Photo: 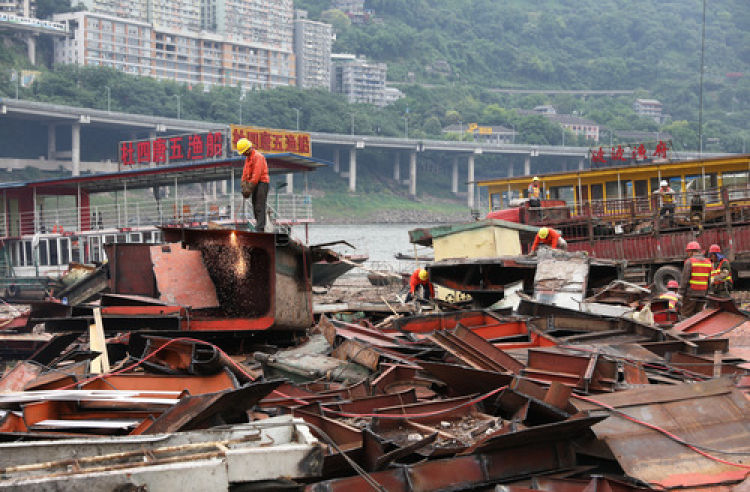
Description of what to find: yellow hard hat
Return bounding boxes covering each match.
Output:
[236,138,252,155]
[538,227,549,239]
[418,269,429,281]
[533,176,540,181]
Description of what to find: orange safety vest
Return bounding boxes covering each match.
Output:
[688,257,712,291]
[711,258,733,285]
[659,291,679,310]
[528,184,541,199]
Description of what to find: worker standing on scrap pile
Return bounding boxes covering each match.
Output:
[530,227,567,253]
[653,180,676,224]
[659,280,681,311]
[237,138,270,232]
[406,268,434,302]
[528,176,542,220]
[678,241,712,317]
[708,244,733,297]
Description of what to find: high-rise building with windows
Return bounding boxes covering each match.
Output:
[293,10,332,89]
[0,0,34,16]
[53,9,295,88]
[331,54,387,106]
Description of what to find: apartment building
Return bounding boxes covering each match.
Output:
[0,0,34,17]
[331,54,387,106]
[53,10,294,88]
[293,10,333,89]
[633,98,664,124]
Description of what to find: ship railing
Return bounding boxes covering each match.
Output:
[2,193,313,237]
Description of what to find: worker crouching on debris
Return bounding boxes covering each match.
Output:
[678,241,711,318]
[659,280,681,311]
[406,268,434,302]
[708,243,733,296]
[237,138,270,231]
[531,227,567,253]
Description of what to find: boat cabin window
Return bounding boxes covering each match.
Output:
[117,233,127,243]
[24,241,32,266]
[39,240,49,266]
[490,193,503,210]
[89,236,102,262]
[549,186,575,206]
[71,237,82,263]
[722,171,748,187]
[49,238,59,266]
[128,232,142,242]
[590,184,604,201]
[60,237,70,264]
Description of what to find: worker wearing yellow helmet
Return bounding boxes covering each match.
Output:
[527,176,542,208]
[530,226,567,253]
[406,268,434,302]
[236,137,270,231]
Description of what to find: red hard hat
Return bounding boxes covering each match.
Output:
[667,280,679,289]
[708,244,721,253]
[686,241,701,252]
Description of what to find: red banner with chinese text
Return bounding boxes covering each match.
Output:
[119,131,225,166]
[230,125,312,157]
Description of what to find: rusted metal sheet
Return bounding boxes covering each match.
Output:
[306,439,577,492]
[418,361,514,397]
[672,298,750,337]
[668,352,744,378]
[150,243,220,309]
[523,349,618,392]
[0,361,45,392]
[104,243,157,297]
[141,379,282,434]
[429,324,524,374]
[532,475,652,492]
[78,371,239,395]
[573,379,750,488]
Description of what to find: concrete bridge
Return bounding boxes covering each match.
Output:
[0,98,726,208]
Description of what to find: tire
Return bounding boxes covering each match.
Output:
[653,265,682,293]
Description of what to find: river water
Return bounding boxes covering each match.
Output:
[291,223,435,275]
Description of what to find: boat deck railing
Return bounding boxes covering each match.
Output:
[2,193,313,237]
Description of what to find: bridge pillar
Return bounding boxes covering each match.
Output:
[451,157,458,194]
[393,153,400,181]
[524,155,531,175]
[333,149,340,173]
[148,131,156,166]
[71,123,81,176]
[467,155,475,208]
[348,147,357,192]
[507,160,514,177]
[286,173,293,193]
[578,158,585,170]
[26,35,36,65]
[47,124,56,160]
[409,150,417,196]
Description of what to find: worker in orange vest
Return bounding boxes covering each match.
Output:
[658,280,681,311]
[678,241,711,318]
[406,268,434,302]
[527,177,542,208]
[237,137,270,231]
[530,227,568,253]
[708,244,733,296]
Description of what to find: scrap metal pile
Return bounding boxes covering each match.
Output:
[0,230,748,491]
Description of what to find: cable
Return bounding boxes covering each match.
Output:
[573,393,750,468]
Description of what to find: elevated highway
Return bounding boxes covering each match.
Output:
[0,98,729,208]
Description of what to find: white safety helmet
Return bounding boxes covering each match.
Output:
[660,180,668,187]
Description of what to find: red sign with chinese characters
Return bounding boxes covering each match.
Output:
[589,141,672,167]
[119,131,225,166]
[230,125,312,157]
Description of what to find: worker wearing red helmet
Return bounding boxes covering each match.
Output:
[708,244,733,296]
[406,268,434,302]
[678,241,711,318]
[658,280,681,311]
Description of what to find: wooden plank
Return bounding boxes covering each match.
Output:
[89,308,109,374]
